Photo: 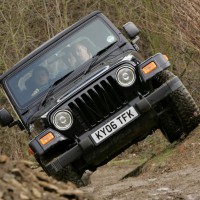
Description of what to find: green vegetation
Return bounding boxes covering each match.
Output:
[0,0,199,159]
[152,143,175,165]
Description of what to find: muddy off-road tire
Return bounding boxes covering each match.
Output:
[52,164,85,187]
[39,158,84,187]
[153,70,200,143]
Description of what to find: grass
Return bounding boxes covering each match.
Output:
[109,154,151,166]
[152,146,174,166]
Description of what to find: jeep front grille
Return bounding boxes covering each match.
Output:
[69,76,127,130]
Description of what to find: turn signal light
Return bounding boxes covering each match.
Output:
[142,62,157,74]
[39,132,55,145]
[28,147,34,155]
[163,54,169,61]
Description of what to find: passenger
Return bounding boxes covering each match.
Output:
[62,47,77,69]
[72,42,92,64]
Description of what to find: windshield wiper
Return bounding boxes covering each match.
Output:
[39,70,74,108]
[84,41,117,74]
[26,70,74,124]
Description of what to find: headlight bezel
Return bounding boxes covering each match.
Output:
[116,66,136,87]
[51,109,73,131]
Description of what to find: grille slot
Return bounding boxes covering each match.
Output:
[69,76,126,130]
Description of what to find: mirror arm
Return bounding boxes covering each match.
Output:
[131,36,140,51]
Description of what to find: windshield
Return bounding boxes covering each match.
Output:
[5,18,118,108]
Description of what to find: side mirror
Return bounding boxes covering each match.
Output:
[0,108,14,127]
[123,22,139,40]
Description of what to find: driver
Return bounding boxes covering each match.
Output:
[62,47,77,69]
[30,66,50,96]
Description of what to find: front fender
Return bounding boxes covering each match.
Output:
[138,53,170,82]
[29,128,68,156]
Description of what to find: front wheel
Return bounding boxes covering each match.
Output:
[154,70,200,143]
[38,157,85,187]
[52,164,85,187]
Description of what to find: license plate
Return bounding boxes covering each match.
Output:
[91,107,138,144]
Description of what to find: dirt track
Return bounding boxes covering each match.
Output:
[82,126,200,200]
[0,126,199,200]
[83,161,200,199]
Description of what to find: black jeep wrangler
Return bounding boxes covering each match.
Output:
[0,11,199,186]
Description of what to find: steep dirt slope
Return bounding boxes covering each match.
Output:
[0,126,199,200]
[82,126,200,200]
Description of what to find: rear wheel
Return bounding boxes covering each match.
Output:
[153,70,200,143]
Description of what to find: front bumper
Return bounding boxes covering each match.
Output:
[45,76,183,175]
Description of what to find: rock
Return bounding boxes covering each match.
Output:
[20,193,30,200]
[81,170,93,185]
[0,155,9,163]
[31,188,42,198]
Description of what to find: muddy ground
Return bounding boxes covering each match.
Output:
[82,126,200,200]
[0,156,93,200]
[0,126,199,200]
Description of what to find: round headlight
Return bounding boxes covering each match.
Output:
[116,66,136,87]
[52,110,73,130]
